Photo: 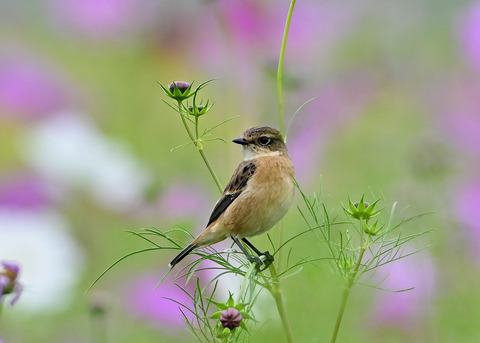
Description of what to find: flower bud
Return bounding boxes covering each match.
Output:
[354,202,369,209]
[160,81,194,101]
[344,197,381,221]
[188,104,204,112]
[363,221,383,236]
[220,307,243,330]
[169,81,190,94]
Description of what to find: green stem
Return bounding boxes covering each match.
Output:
[177,101,223,193]
[277,0,296,136]
[237,263,257,304]
[268,264,294,343]
[330,228,367,343]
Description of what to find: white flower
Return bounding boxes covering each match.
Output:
[0,208,84,313]
[20,111,152,212]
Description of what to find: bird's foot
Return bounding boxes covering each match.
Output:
[252,251,274,272]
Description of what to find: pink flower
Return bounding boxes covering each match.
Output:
[458,1,480,71]
[0,172,51,210]
[156,183,209,223]
[440,79,480,157]
[49,0,158,41]
[455,179,480,260]
[0,261,23,306]
[123,263,219,329]
[370,253,436,330]
[0,57,66,119]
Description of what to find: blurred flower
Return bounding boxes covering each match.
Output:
[455,179,480,261]
[0,172,52,210]
[440,79,480,157]
[0,209,84,313]
[458,1,480,72]
[124,273,192,328]
[0,261,23,306]
[220,307,243,330]
[370,252,436,330]
[49,0,158,41]
[123,258,241,330]
[288,77,375,183]
[0,57,66,119]
[156,183,209,223]
[21,112,152,212]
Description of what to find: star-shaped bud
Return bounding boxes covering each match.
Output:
[344,196,381,221]
[159,81,194,101]
[186,100,213,117]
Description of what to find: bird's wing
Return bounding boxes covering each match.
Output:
[206,160,257,227]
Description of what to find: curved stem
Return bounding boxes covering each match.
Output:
[177,100,196,143]
[268,264,295,343]
[277,0,296,137]
[177,101,223,193]
[330,221,367,343]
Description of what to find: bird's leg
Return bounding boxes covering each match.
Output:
[242,238,274,268]
[231,236,264,266]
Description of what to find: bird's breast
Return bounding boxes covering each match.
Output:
[224,156,295,237]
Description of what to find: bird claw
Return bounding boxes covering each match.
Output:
[252,251,274,272]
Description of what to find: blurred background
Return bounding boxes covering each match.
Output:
[0,0,479,342]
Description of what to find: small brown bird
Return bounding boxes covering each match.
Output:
[169,126,295,268]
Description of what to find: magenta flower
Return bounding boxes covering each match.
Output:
[123,260,224,329]
[49,0,158,41]
[124,273,192,328]
[0,173,51,210]
[458,1,480,72]
[455,179,480,261]
[0,261,23,306]
[440,79,480,157]
[156,183,209,223]
[288,77,374,183]
[0,57,66,119]
[370,253,436,330]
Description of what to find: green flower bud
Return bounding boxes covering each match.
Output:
[363,221,383,236]
[186,100,213,117]
[159,81,194,101]
[344,196,381,221]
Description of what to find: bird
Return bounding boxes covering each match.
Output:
[168,126,295,269]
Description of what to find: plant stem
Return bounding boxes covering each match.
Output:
[177,100,223,193]
[268,264,294,343]
[277,0,296,137]
[330,228,367,343]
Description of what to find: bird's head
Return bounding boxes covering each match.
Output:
[233,126,288,161]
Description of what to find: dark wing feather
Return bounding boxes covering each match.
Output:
[206,161,257,227]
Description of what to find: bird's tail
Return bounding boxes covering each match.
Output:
[169,244,196,268]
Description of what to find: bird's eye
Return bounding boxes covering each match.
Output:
[258,136,271,145]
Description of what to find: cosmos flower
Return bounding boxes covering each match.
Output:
[440,79,480,157]
[0,261,23,306]
[0,172,52,210]
[48,0,158,42]
[124,273,193,328]
[156,183,209,223]
[0,57,66,119]
[21,112,152,213]
[458,1,480,72]
[370,252,436,330]
[0,209,84,313]
[455,179,480,262]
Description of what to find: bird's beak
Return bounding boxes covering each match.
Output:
[232,137,249,145]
